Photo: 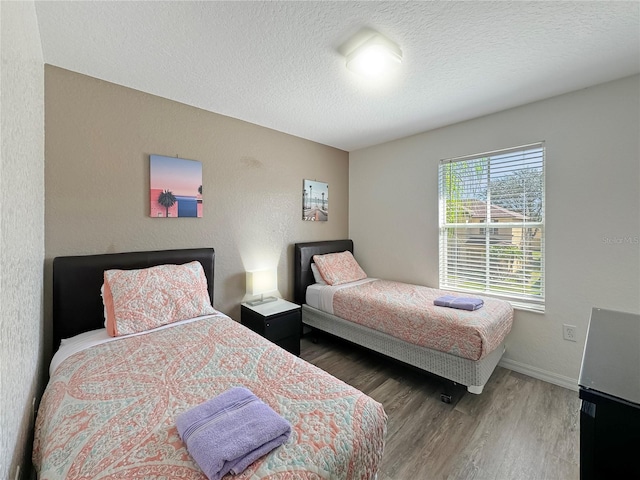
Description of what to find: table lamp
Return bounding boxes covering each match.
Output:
[246,268,278,306]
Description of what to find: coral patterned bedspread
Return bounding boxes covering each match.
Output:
[331,280,513,361]
[33,314,387,479]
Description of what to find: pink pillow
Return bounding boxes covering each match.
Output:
[312,251,367,286]
[103,261,215,337]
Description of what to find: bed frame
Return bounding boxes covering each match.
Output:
[294,239,505,396]
[52,248,215,350]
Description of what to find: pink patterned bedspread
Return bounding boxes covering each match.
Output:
[332,280,513,361]
[33,314,387,479]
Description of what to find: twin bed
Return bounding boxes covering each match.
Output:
[34,248,386,479]
[294,240,513,396]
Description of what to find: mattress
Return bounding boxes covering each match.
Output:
[34,313,387,479]
[307,279,513,361]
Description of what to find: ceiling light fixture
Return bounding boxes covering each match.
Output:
[345,32,402,78]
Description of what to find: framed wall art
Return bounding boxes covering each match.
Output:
[150,155,203,218]
[302,179,328,222]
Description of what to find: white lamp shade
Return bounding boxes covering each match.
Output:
[346,34,402,78]
[246,268,277,296]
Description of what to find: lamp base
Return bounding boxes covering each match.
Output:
[246,296,278,307]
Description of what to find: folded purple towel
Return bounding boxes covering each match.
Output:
[176,387,291,480]
[434,295,484,311]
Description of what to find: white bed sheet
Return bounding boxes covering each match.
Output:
[50,314,220,376]
[305,278,377,314]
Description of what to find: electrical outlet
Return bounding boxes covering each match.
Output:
[563,324,577,342]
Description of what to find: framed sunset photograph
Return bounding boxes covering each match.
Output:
[150,155,203,218]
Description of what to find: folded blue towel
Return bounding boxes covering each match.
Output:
[176,387,291,480]
[434,295,484,311]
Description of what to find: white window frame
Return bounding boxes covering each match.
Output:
[438,142,545,312]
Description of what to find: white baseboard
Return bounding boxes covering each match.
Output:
[499,357,579,392]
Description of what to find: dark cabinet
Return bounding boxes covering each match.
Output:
[241,299,301,355]
[578,307,640,479]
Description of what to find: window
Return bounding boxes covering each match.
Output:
[438,142,545,312]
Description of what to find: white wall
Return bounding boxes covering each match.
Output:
[349,75,640,387]
[0,1,45,478]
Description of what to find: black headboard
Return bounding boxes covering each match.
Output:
[52,248,215,350]
[293,239,354,304]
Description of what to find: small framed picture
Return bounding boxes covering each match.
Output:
[302,179,328,221]
[150,155,203,218]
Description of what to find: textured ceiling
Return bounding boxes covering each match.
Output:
[35,1,640,151]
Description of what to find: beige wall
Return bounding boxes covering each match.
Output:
[350,75,640,388]
[45,66,348,328]
[0,2,45,479]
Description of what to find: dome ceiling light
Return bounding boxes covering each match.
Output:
[345,31,402,79]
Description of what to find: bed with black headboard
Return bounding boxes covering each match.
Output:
[294,239,513,396]
[34,248,386,480]
[52,248,216,349]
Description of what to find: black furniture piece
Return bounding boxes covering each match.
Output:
[241,299,301,355]
[578,307,640,479]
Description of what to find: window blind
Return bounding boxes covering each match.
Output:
[438,142,545,312]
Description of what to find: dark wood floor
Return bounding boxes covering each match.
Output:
[300,333,580,480]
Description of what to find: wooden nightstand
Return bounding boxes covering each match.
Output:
[241,299,301,355]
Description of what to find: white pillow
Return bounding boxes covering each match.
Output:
[311,263,327,285]
[101,284,107,326]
